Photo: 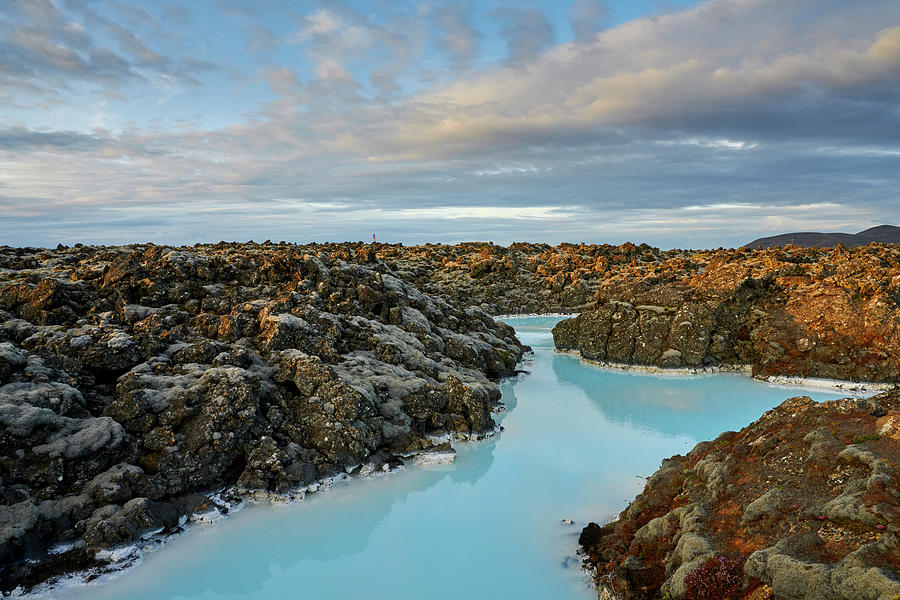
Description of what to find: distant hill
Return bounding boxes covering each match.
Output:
[743,225,900,249]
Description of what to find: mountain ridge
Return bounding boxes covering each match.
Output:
[743,224,900,249]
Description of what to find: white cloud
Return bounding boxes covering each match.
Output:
[656,138,759,150]
[385,205,574,220]
[297,9,342,39]
[394,13,900,155]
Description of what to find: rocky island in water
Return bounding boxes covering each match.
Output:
[1,240,899,600]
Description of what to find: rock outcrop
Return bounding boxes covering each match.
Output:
[376,241,680,314]
[553,244,900,383]
[579,390,900,600]
[0,242,526,592]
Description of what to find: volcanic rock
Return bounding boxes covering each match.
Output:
[553,244,900,383]
[0,241,527,592]
[579,391,900,600]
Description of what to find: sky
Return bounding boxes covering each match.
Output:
[1,0,899,249]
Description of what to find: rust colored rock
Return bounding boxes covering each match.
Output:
[579,390,900,599]
[554,244,900,384]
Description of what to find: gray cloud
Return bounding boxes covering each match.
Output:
[262,67,300,95]
[0,25,133,83]
[111,2,163,33]
[570,0,609,42]
[64,1,213,82]
[0,127,103,151]
[246,25,277,52]
[105,19,164,65]
[432,3,481,66]
[2,117,894,249]
[0,0,59,23]
[161,5,192,26]
[0,0,217,109]
[493,8,555,67]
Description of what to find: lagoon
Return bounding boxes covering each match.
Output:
[55,316,846,600]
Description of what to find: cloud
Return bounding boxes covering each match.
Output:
[105,19,163,65]
[0,25,133,83]
[570,0,609,42]
[0,0,59,23]
[112,2,163,33]
[393,2,900,157]
[161,5,192,26]
[0,126,104,150]
[285,6,422,90]
[432,3,481,66]
[493,8,555,67]
[1,0,899,249]
[294,9,344,41]
[263,67,300,95]
[0,0,216,109]
[246,25,277,52]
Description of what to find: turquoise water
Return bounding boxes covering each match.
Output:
[57,316,846,600]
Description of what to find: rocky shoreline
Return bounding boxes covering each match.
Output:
[552,243,900,600]
[2,240,900,598]
[0,242,527,594]
[557,350,897,396]
[552,243,900,382]
[578,391,900,600]
[10,453,448,599]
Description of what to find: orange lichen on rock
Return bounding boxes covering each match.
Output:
[554,243,900,383]
[579,391,900,600]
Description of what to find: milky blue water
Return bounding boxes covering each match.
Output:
[57,316,846,600]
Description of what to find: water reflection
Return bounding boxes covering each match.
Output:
[499,380,519,410]
[450,434,497,485]
[90,469,457,599]
[64,429,500,600]
[550,345,843,440]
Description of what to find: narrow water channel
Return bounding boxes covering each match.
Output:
[55,316,846,600]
